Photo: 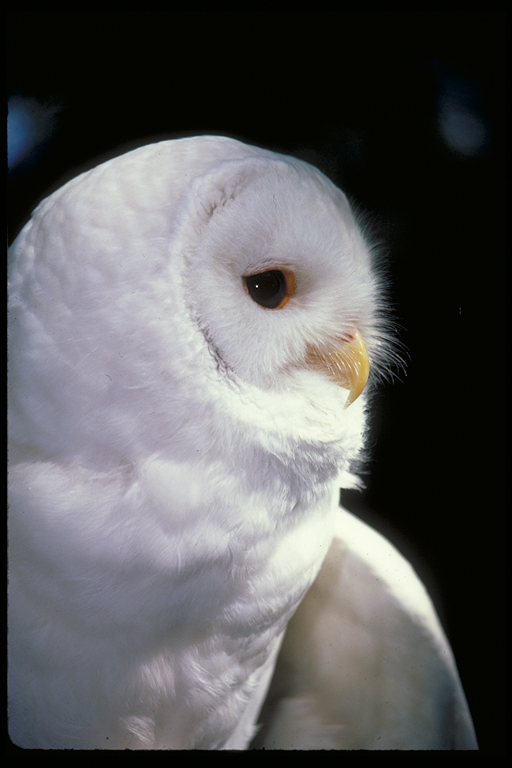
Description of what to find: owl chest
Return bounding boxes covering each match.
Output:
[160,470,337,628]
[137,450,337,623]
[18,459,338,748]
[137,489,336,748]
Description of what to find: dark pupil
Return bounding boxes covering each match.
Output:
[245,270,286,309]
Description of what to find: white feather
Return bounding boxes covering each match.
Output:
[254,508,477,749]
[8,136,476,749]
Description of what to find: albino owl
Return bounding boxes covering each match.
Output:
[8,136,477,750]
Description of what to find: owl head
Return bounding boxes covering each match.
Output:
[8,137,397,479]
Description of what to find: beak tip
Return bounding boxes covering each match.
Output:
[305,328,370,406]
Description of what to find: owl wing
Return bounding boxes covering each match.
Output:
[252,507,478,750]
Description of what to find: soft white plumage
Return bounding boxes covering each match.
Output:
[8,136,477,749]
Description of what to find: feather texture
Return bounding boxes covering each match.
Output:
[8,136,476,749]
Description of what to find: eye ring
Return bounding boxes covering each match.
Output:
[243,268,296,310]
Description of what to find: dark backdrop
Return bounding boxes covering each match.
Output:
[8,11,506,755]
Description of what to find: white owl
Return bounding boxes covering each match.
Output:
[8,136,477,750]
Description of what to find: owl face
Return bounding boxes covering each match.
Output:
[180,154,379,399]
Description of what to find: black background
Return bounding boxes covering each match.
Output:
[8,11,506,754]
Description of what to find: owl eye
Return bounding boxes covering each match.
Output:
[243,269,296,309]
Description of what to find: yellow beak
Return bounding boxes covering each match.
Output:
[305,329,370,407]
